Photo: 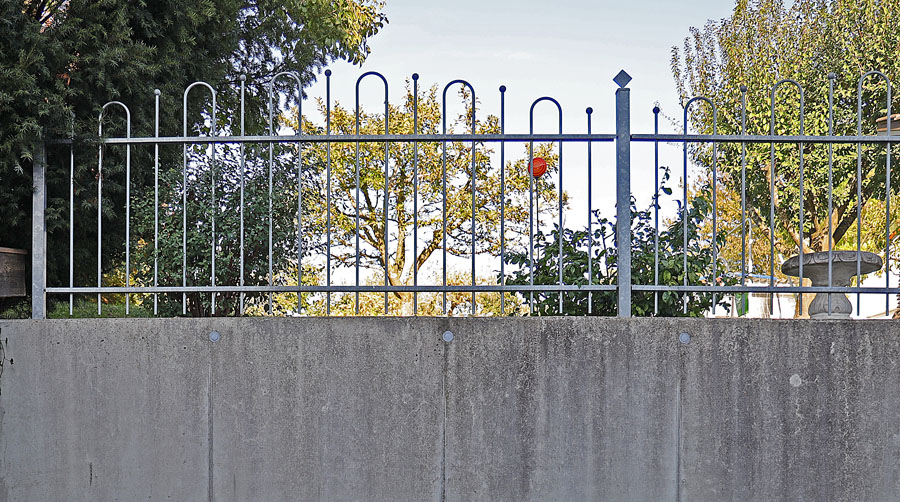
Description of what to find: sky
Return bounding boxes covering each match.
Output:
[314,0,734,134]
[302,0,736,229]
[298,0,895,317]
[303,0,738,226]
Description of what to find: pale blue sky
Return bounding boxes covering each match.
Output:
[303,0,736,242]
[304,0,734,300]
[309,0,737,218]
[317,0,735,133]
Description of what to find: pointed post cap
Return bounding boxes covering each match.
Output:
[613,70,632,88]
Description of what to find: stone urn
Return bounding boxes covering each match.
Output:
[781,251,883,319]
[0,247,28,298]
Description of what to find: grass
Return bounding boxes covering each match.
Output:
[0,298,29,319]
[1,297,153,319]
[48,299,152,318]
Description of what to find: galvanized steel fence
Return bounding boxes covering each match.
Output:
[29,69,899,318]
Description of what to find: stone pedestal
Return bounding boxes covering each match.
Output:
[781,251,882,319]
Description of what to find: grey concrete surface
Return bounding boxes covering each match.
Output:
[678,319,900,502]
[443,317,679,501]
[208,318,443,501]
[0,319,209,502]
[0,317,898,502]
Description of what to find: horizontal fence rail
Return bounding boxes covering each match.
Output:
[29,69,899,318]
[50,134,619,144]
[48,133,898,145]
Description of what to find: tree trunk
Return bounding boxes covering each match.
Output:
[798,291,814,319]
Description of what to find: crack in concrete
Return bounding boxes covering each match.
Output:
[675,357,683,502]
[440,336,448,502]
[208,349,214,502]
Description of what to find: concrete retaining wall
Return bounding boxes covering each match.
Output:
[0,318,898,501]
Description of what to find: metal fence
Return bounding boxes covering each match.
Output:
[29,69,899,318]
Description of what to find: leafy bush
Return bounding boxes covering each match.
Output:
[503,169,733,316]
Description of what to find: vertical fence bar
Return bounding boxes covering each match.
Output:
[31,141,47,320]
[528,135,534,315]
[884,81,892,316]
[268,86,275,314]
[857,121,862,313]
[325,70,332,315]
[652,106,659,315]
[557,114,563,314]
[182,109,187,315]
[69,114,74,316]
[827,74,835,314]
[383,88,390,315]
[711,118,718,313]
[153,90,160,315]
[125,115,132,316]
[771,80,807,312]
[210,102,217,315]
[856,71,892,315]
[440,80,475,315]
[853,72,894,315]
[682,111,689,315]
[529,98,563,314]
[353,72,389,314]
[740,86,748,289]
[183,83,215,316]
[798,97,805,307]
[614,71,632,318]
[856,78,864,313]
[239,75,246,315]
[470,98,477,316]
[769,92,777,316]
[97,102,130,315]
[413,74,420,315]
[355,89,361,315]
[98,119,104,315]
[587,106,594,314]
[298,92,304,316]
[499,85,506,315]
[682,98,716,315]
[266,72,303,315]
[443,119,448,315]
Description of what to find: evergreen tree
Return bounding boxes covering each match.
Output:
[0,0,386,312]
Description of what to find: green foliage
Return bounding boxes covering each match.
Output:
[123,80,558,317]
[284,83,561,315]
[1,0,387,309]
[128,141,315,316]
[671,0,900,270]
[504,169,733,316]
[0,298,30,320]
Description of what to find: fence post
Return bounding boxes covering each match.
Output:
[32,141,47,319]
[614,70,632,318]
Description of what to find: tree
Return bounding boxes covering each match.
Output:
[279,82,563,315]
[671,0,900,302]
[275,271,524,317]
[1,0,386,314]
[503,169,733,316]
[128,140,320,317]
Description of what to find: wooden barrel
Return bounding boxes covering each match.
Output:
[0,247,28,297]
